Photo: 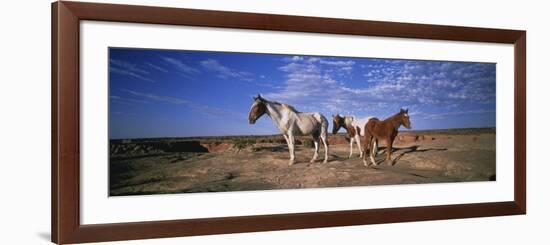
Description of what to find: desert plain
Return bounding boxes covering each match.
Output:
[109,128,496,196]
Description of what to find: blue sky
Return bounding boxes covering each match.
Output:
[109,48,496,139]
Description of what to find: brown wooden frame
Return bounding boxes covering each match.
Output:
[52,1,526,244]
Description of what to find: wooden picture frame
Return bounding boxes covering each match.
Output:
[51,1,526,244]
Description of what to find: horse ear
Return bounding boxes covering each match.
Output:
[256,94,265,102]
[405,108,409,113]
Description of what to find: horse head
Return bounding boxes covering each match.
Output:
[249,94,267,124]
[332,114,345,134]
[400,108,412,129]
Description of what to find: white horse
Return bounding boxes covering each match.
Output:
[248,95,329,165]
[331,114,364,158]
[332,114,379,161]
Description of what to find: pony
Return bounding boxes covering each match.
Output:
[362,108,411,166]
[248,94,329,165]
[332,114,365,158]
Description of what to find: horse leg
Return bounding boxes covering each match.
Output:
[355,135,363,158]
[348,137,354,159]
[288,133,295,165]
[310,135,320,163]
[283,134,290,154]
[320,131,329,164]
[371,138,379,161]
[362,135,370,166]
[389,136,397,165]
[372,138,378,157]
[370,138,378,166]
[386,136,393,164]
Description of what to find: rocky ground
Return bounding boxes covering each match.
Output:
[109,128,496,196]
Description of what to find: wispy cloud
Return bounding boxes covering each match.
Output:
[282,56,304,62]
[110,59,150,75]
[319,59,355,66]
[121,89,239,118]
[146,62,169,73]
[264,56,495,120]
[122,89,187,104]
[162,57,200,75]
[418,109,496,120]
[358,60,495,105]
[110,95,149,104]
[109,59,155,83]
[110,67,155,83]
[200,59,254,81]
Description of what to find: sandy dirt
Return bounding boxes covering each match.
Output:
[109,128,496,196]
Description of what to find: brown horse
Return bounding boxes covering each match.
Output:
[362,108,411,166]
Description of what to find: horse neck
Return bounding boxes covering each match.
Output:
[386,113,403,130]
[343,118,356,134]
[264,101,291,127]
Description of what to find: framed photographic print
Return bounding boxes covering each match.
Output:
[52,1,526,244]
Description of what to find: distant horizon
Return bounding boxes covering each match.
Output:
[109,126,496,140]
[109,48,496,139]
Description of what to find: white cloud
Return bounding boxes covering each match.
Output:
[122,89,187,104]
[419,109,495,120]
[342,66,353,71]
[110,66,155,83]
[109,59,156,83]
[360,60,495,105]
[162,57,200,75]
[110,59,149,75]
[307,57,320,63]
[146,62,168,73]
[263,57,495,122]
[121,89,239,118]
[200,59,253,81]
[266,59,360,114]
[110,95,149,104]
[319,60,355,66]
[282,56,304,62]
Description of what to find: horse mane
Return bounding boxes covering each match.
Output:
[277,103,299,113]
[376,111,404,129]
[386,111,403,121]
[261,97,300,113]
[343,116,355,126]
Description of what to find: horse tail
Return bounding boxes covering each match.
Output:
[314,114,328,145]
[320,115,329,138]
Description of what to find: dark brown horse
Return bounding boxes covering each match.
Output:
[362,108,411,166]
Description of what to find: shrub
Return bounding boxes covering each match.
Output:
[233,138,255,152]
[302,139,314,148]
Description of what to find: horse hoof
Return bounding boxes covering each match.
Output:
[288,161,295,166]
[323,160,328,164]
[309,159,316,163]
